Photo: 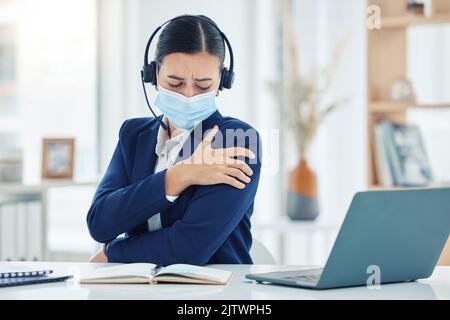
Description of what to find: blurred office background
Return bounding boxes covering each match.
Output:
[0,0,449,265]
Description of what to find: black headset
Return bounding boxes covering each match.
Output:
[141,15,235,130]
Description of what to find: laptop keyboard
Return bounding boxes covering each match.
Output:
[283,274,321,282]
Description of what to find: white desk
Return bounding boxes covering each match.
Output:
[1,262,450,300]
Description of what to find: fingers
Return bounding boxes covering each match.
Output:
[224,147,255,159]
[226,159,253,177]
[223,167,251,184]
[222,174,246,189]
[218,164,252,190]
[203,125,219,144]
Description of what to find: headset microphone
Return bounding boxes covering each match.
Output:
[140,70,168,131]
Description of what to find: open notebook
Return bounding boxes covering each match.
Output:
[79,263,232,285]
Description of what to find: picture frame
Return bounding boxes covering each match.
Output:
[41,138,75,179]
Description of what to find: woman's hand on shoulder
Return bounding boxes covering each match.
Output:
[165,125,255,196]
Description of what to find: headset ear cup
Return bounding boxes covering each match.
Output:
[142,64,151,83]
[219,69,225,91]
[219,68,234,91]
[226,70,235,89]
[149,61,158,86]
[142,62,156,85]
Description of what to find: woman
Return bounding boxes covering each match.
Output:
[87,15,261,265]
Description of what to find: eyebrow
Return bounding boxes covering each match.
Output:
[167,75,213,82]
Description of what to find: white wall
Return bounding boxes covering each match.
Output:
[16,0,97,183]
[291,0,367,223]
[14,0,98,257]
[273,0,368,265]
[407,24,450,184]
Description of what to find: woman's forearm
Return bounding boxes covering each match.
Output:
[87,170,175,243]
[106,159,261,265]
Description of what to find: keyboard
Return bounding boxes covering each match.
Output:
[0,275,72,288]
[283,274,321,282]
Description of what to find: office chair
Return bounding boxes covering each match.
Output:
[250,239,277,265]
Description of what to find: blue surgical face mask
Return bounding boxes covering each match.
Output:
[154,86,217,131]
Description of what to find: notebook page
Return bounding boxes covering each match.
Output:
[157,264,232,282]
[81,263,156,281]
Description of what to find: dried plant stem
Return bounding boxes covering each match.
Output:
[272,0,346,160]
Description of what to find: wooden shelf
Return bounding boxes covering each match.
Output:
[368,185,409,190]
[369,101,409,113]
[380,13,450,29]
[368,184,450,191]
[369,101,450,114]
[410,103,450,109]
[367,0,450,266]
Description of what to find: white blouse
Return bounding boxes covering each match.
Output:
[147,118,192,232]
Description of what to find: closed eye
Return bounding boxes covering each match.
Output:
[168,82,183,88]
[196,85,212,91]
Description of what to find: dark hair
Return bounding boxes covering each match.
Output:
[155,15,225,69]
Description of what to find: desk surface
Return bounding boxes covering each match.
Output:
[0,180,98,193]
[1,262,450,300]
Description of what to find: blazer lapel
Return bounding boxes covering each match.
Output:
[131,111,224,180]
[130,118,160,181]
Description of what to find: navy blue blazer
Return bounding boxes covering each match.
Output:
[86,110,262,265]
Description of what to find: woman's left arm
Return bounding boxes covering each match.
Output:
[87,120,177,243]
[105,133,262,265]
